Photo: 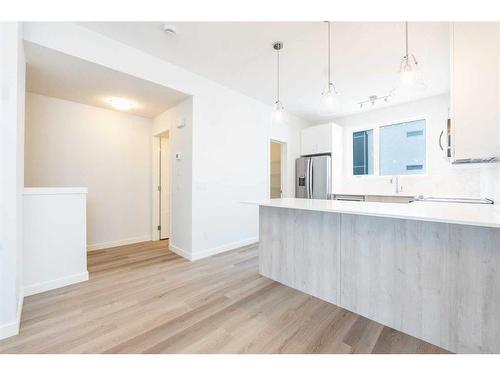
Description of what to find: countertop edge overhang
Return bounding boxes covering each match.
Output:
[24,187,88,195]
[243,198,500,229]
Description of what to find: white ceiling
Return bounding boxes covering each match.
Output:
[25,42,189,118]
[79,22,450,123]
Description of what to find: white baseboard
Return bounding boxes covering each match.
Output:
[87,235,152,252]
[24,272,89,297]
[169,237,258,262]
[168,243,192,260]
[0,290,24,340]
[192,237,258,260]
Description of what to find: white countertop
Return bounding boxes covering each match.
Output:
[24,187,88,195]
[246,198,500,229]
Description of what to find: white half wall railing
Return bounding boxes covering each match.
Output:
[23,187,89,297]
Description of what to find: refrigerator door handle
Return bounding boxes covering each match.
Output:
[309,158,314,198]
[305,158,311,198]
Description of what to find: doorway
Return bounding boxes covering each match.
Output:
[270,140,285,199]
[158,131,170,240]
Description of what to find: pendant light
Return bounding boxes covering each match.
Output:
[272,41,284,122]
[399,21,421,85]
[319,21,340,116]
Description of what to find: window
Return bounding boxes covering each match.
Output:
[379,119,426,176]
[353,129,373,175]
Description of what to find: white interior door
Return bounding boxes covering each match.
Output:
[160,134,170,239]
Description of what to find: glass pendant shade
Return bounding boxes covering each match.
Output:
[273,100,284,122]
[399,55,418,85]
[394,55,426,95]
[319,83,340,116]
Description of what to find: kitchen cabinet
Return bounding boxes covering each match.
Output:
[259,206,340,305]
[451,22,500,161]
[300,123,343,187]
[300,123,334,155]
[257,199,500,353]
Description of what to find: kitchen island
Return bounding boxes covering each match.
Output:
[249,198,500,353]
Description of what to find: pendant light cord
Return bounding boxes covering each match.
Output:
[327,21,331,87]
[277,48,280,102]
[405,21,409,59]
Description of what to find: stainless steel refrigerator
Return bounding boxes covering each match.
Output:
[295,155,332,199]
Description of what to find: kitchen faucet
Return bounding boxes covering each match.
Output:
[390,176,403,194]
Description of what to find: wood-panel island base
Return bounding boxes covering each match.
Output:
[258,205,500,353]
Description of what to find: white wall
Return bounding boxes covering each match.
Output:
[152,98,193,254]
[23,188,88,296]
[334,94,488,198]
[152,96,309,260]
[269,115,308,199]
[22,22,310,260]
[25,93,153,250]
[0,22,25,339]
[191,96,308,259]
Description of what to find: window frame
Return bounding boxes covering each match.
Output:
[350,116,429,178]
[352,129,373,176]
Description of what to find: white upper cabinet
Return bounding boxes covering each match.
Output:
[301,123,343,183]
[301,123,343,157]
[451,22,500,161]
[301,123,335,155]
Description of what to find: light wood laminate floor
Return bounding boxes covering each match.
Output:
[0,241,450,354]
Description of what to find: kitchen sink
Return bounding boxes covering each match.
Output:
[364,195,415,204]
[332,194,414,203]
[332,195,494,204]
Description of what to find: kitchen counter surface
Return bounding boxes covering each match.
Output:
[24,187,88,195]
[246,197,500,228]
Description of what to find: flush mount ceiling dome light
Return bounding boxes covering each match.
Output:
[163,24,177,36]
[319,21,340,116]
[107,97,134,111]
[272,41,284,123]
